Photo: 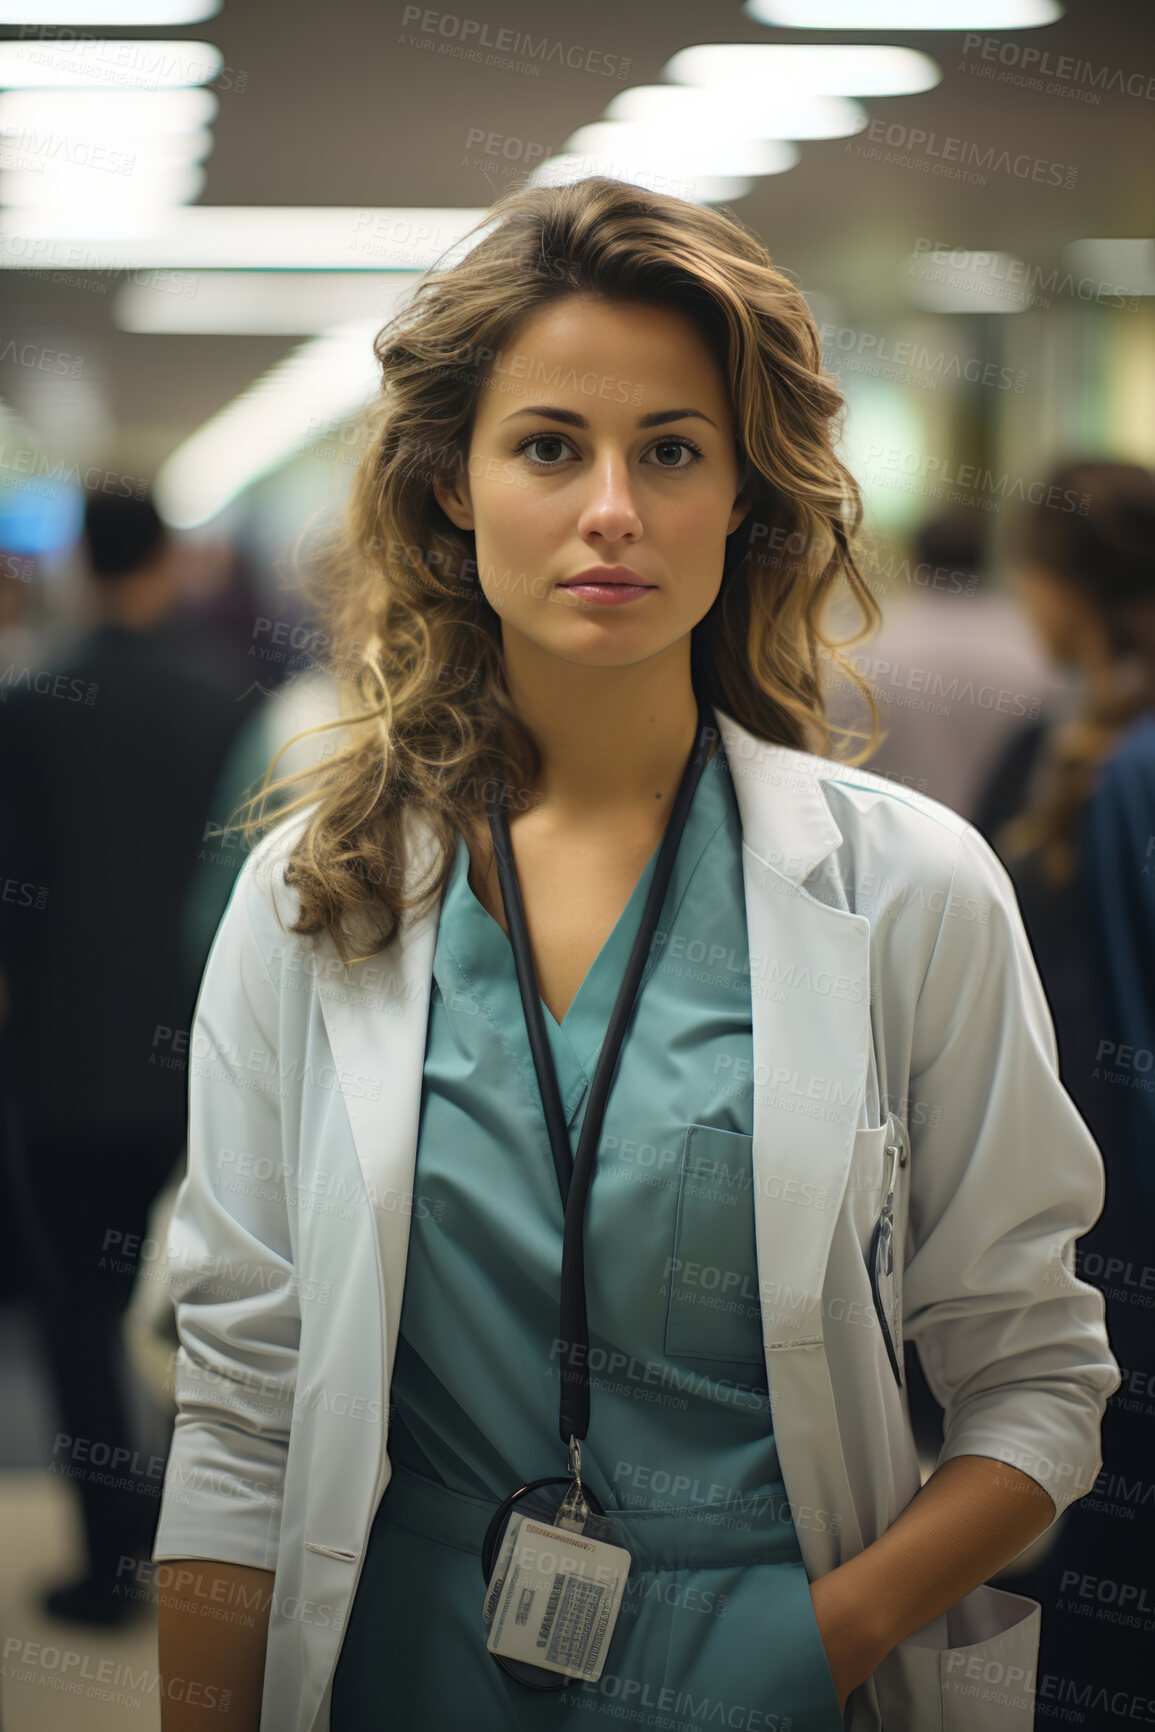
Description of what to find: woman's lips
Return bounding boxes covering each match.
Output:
[559,581,655,605]
[558,570,656,606]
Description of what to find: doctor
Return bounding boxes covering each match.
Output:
[154,175,1119,1730]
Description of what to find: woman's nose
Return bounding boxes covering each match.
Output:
[576,454,643,540]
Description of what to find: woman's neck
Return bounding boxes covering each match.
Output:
[502,636,709,821]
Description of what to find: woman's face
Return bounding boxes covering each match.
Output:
[434,294,751,678]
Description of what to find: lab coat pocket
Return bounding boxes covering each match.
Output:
[663,1124,764,1366]
[876,1582,1040,1731]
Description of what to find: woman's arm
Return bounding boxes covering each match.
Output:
[814,818,1122,1708]
[153,818,310,1720]
[896,821,1119,1511]
[810,1455,1055,1707]
[158,1561,274,1730]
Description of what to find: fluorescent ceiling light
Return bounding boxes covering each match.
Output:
[565,120,793,179]
[1061,238,1155,295]
[0,0,220,18]
[528,154,755,206]
[0,88,218,130]
[664,43,941,97]
[0,206,492,267]
[746,0,1061,24]
[901,248,1034,312]
[0,38,221,88]
[605,84,867,141]
[0,124,214,164]
[0,160,205,206]
[114,270,425,333]
[155,320,383,530]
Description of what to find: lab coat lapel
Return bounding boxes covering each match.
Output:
[313,811,442,1440]
[716,710,872,1565]
[715,707,874,1344]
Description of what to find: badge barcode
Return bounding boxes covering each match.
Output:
[541,1574,608,1673]
[535,1572,566,1648]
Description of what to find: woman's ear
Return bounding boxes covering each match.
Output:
[727,493,753,536]
[433,472,475,533]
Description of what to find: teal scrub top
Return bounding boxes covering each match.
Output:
[332,748,847,1732]
[386,744,785,1516]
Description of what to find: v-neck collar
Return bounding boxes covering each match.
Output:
[435,748,730,1120]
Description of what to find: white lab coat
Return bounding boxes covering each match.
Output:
[153,705,1120,1731]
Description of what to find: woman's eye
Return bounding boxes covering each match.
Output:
[519,434,570,467]
[515,434,703,471]
[650,438,700,469]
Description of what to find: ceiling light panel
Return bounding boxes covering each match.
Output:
[1061,239,1155,295]
[746,0,1062,25]
[0,206,492,266]
[901,248,1035,311]
[0,88,218,130]
[0,38,222,88]
[605,84,867,141]
[0,161,206,206]
[664,43,941,97]
[0,0,220,18]
[114,270,424,333]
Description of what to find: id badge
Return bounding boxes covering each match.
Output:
[481,1509,528,1628]
[485,1517,631,1681]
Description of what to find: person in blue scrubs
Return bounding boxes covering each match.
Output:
[332,734,845,1729]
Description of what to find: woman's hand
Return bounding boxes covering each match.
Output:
[808,1571,892,1712]
[804,1456,1059,1713]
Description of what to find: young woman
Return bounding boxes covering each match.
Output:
[153,176,1119,1732]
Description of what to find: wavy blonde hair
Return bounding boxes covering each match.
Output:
[233,175,882,963]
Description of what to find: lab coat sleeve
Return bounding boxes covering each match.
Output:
[152,834,298,1572]
[901,820,1122,1524]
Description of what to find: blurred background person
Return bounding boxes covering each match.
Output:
[0,491,252,1625]
[973,459,1155,1184]
[847,510,1068,819]
[0,548,42,1314]
[971,457,1155,1729]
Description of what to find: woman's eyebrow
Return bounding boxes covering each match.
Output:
[498,404,717,430]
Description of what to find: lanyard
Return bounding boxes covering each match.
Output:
[484,694,718,1471]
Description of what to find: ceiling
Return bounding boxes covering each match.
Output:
[0,0,1150,480]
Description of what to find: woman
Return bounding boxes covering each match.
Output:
[972,461,1155,1729]
[153,177,1119,1732]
